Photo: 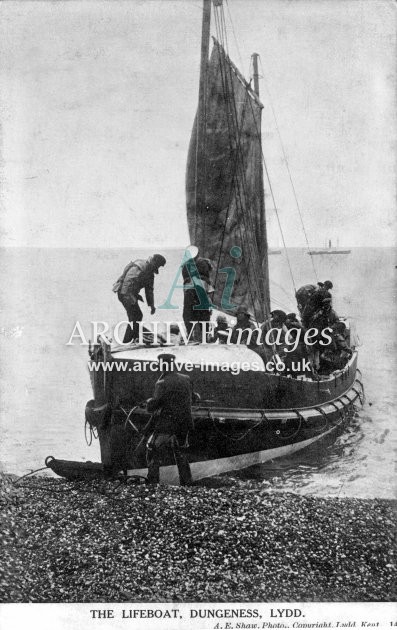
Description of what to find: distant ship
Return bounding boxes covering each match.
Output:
[269,249,281,255]
[308,239,351,256]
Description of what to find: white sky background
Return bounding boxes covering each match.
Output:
[0,0,395,248]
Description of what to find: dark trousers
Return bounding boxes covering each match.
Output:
[118,295,143,343]
[146,434,192,486]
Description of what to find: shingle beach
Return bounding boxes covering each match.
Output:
[1,474,395,602]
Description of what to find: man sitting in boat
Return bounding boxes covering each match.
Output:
[229,305,258,345]
[182,248,214,341]
[115,254,166,344]
[145,353,196,486]
[320,322,352,373]
[285,312,303,330]
[282,328,311,377]
[210,313,230,343]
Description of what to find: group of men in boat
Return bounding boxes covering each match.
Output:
[114,251,352,377]
[113,251,353,486]
[294,281,352,373]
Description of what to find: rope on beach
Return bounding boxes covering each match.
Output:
[13,467,49,485]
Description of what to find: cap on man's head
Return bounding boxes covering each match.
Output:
[149,254,166,273]
[157,353,176,366]
[200,257,213,270]
[323,280,333,289]
[286,312,297,319]
[271,309,287,322]
[152,254,166,267]
[236,305,253,318]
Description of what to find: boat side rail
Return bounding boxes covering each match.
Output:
[115,378,363,423]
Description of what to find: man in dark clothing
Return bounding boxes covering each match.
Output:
[302,280,333,327]
[182,250,214,338]
[210,313,230,343]
[315,280,333,307]
[282,328,310,377]
[320,322,352,372]
[116,254,166,343]
[230,305,257,345]
[145,354,195,485]
[295,284,316,316]
[285,312,303,330]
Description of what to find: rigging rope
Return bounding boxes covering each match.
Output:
[217,8,273,323]
[213,7,268,323]
[252,111,297,294]
[258,56,318,281]
[225,0,247,76]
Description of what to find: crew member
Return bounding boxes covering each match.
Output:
[285,312,303,330]
[145,354,196,486]
[320,321,352,372]
[115,254,166,343]
[230,305,257,345]
[182,248,214,339]
[295,284,316,316]
[282,328,310,377]
[210,314,230,343]
[302,280,333,327]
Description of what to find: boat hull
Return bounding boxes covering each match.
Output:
[46,369,363,484]
[100,344,359,410]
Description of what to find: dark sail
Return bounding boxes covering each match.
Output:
[186,39,270,321]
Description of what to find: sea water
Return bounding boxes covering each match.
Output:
[0,246,395,498]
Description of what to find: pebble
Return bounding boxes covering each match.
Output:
[0,472,395,602]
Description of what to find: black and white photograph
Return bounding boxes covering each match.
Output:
[0,0,395,623]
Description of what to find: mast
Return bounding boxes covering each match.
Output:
[194,0,212,239]
[252,52,271,317]
[252,52,260,97]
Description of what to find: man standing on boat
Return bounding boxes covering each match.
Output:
[114,254,166,343]
[300,280,333,327]
[145,353,195,486]
[182,246,214,340]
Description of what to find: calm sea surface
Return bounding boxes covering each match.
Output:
[0,246,396,498]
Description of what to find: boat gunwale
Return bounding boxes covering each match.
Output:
[120,372,362,421]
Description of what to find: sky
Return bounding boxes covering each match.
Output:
[0,0,395,248]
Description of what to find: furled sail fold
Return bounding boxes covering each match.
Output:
[186,38,270,322]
